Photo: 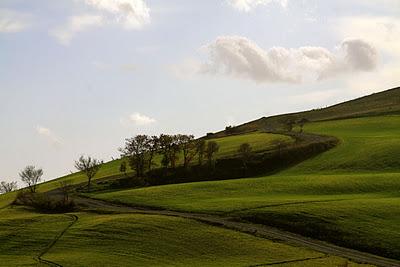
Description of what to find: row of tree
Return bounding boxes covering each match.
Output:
[119,134,220,178]
[1,134,255,194]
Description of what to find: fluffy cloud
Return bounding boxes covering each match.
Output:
[0,9,29,33]
[335,16,400,57]
[120,112,156,126]
[51,0,150,44]
[199,36,378,84]
[334,16,400,94]
[83,0,150,29]
[51,15,103,45]
[227,0,288,12]
[36,126,62,147]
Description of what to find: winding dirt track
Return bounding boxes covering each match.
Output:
[71,195,400,267]
[36,214,78,267]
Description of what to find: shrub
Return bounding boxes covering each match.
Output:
[14,191,75,213]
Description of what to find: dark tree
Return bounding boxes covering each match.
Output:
[158,134,181,169]
[196,139,206,166]
[59,180,72,204]
[205,141,219,167]
[238,143,253,171]
[120,135,151,177]
[159,134,174,169]
[0,181,18,194]
[119,161,127,177]
[74,156,102,191]
[178,134,198,169]
[19,166,43,193]
[147,135,159,171]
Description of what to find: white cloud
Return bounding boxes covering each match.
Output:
[51,0,150,44]
[227,0,288,12]
[120,112,156,126]
[51,14,103,45]
[198,36,378,84]
[36,126,62,147]
[334,16,400,95]
[0,9,29,33]
[335,16,400,58]
[83,0,150,29]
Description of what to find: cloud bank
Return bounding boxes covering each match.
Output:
[227,0,288,12]
[199,36,378,84]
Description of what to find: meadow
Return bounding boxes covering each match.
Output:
[0,207,372,267]
[90,116,400,259]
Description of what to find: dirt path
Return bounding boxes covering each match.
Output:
[35,214,78,267]
[74,195,400,267]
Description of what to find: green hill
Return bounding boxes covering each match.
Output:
[1,86,399,265]
[91,114,400,259]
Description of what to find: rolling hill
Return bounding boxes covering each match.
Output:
[0,86,399,266]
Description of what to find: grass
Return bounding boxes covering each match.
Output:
[42,212,369,267]
[90,115,400,259]
[0,207,72,266]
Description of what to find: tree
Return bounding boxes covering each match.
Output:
[119,135,151,177]
[196,139,206,166]
[158,134,181,169]
[0,181,18,194]
[205,141,219,167]
[74,156,102,191]
[238,143,253,171]
[147,135,159,171]
[178,134,198,169]
[19,166,43,193]
[119,161,127,177]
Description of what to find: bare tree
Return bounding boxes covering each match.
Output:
[205,141,219,167]
[74,156,102,191]
[196,139,206,166]
[119,135,150,177]
[59,180,72,204]
[19,166,43,193]
[0,181,18,194]
[238,143,253,171]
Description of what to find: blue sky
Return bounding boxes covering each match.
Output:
[1,0,399,183]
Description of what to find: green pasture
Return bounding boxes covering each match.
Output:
[90,116,400,259]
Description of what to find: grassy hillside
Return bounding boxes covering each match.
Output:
[91,115,400,259]
[214,87,400,136]
[0,207,72,266]
[0,207,370,267]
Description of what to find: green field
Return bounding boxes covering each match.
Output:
[91,116,400,259]
[0,207,72,266]
[1,91,400,265]
[0,207,371,267]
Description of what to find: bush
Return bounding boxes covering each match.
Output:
[14,191,75,213]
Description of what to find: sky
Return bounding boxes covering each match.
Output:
[1,0,399,184]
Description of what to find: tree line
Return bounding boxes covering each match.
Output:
[1,133,258,196]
